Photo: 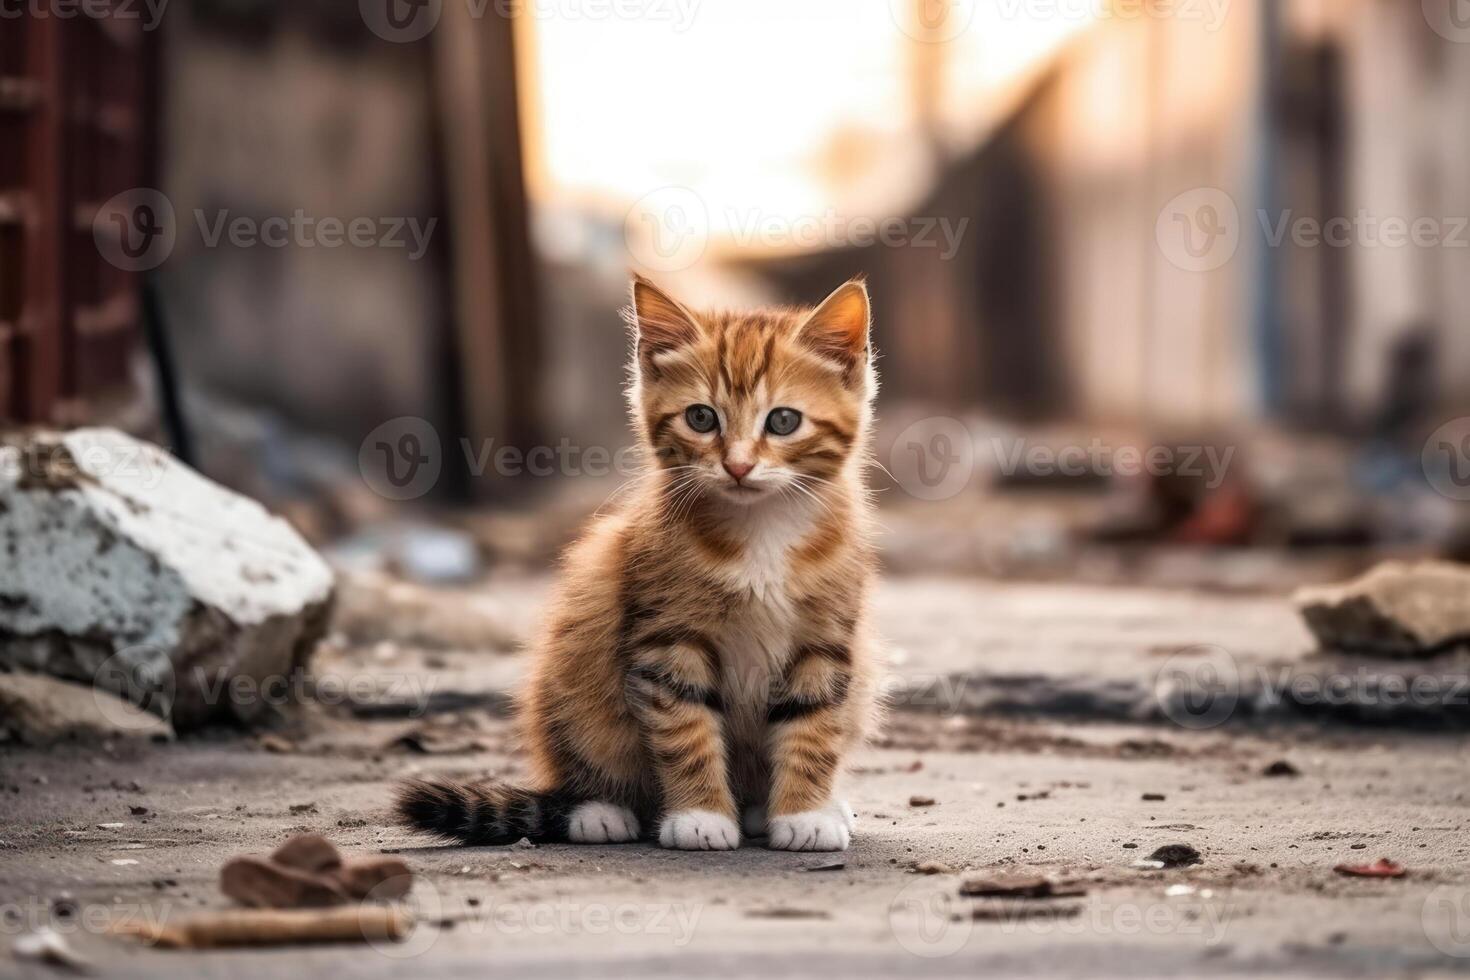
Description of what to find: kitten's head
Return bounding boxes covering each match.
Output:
[624,275,876,505]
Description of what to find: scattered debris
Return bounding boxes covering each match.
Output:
[1137,844,1202,870]
[111,906,410,949]
[908,796,936,807]
[1262,760,1301,778]
[221,833,413,909]
[389,729,487,755]
[1294,561,1470,658]
[914,861,954,875]
[1334,858,1406,879]
[257,735,296,754]
[744,908,831,920]
[969,903,1082,923]
[0,428,335,730]
[960,875,1087,899]
[13,926,92,974]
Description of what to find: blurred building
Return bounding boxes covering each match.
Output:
[758,0,1470,437]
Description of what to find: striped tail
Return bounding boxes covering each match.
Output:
[394,778,579,845]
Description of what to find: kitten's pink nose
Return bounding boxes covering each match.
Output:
[723,459,754,482]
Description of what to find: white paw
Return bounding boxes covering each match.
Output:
[741,805,768,838]
[658,810,740,851]
[567,802,641,843]
[767,801,853,852]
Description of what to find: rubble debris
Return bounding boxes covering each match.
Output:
[960,875,1086,899]
[1262,760,1301,778]
[1139,844,1202,869]
[1334,858,1406,879]
[908,796,936,807]
[1294,561,1470,658]
[111,906,410,949]
[0,671,171,746]
[13,926,92,974]
[0,429,335,730]
[351,689,513,721]
[221,833,413,909]
[969,903,1082,923]
[257,735,296,754]
[744,908,831,920]
[221,857,350,909]
[389,729,487,755]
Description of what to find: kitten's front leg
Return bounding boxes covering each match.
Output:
[625,635,739,850]
[765,642,855,852]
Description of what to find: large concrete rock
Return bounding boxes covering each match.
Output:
[0,428,334,729]
[1294,561,1470,658]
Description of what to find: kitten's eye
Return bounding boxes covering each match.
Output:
[765,408,802,436]
[685,404,719,434]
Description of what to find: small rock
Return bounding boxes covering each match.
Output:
[1294,561,1470,658]
[914,861,954,875]
[257,734,295,754]
[289,803,318,815]
[13,926,91,974]
[0,672,171,746]
[1262,760,1301,778]
[805,861,845,872]
[908,796,936,807]
[1142,793,1167,801]
[1145,843,1201,869]
[129,805,150,816]
[1334,858,1406,878]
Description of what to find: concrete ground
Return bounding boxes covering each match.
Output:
[4,573,1470,978]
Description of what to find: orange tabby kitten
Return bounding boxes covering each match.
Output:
[397,275,878,851]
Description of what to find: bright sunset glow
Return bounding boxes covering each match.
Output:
[521,0,1096,236]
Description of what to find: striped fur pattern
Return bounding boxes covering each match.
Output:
[397,276,879,851]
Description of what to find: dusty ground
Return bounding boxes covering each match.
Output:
[4,573,1470,978]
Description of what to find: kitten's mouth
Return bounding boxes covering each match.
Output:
[718,481,768,501]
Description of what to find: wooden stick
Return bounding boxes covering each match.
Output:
[111,905,411,949]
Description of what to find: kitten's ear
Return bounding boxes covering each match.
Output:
[796,278,870,371]
[627,274,701,363]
